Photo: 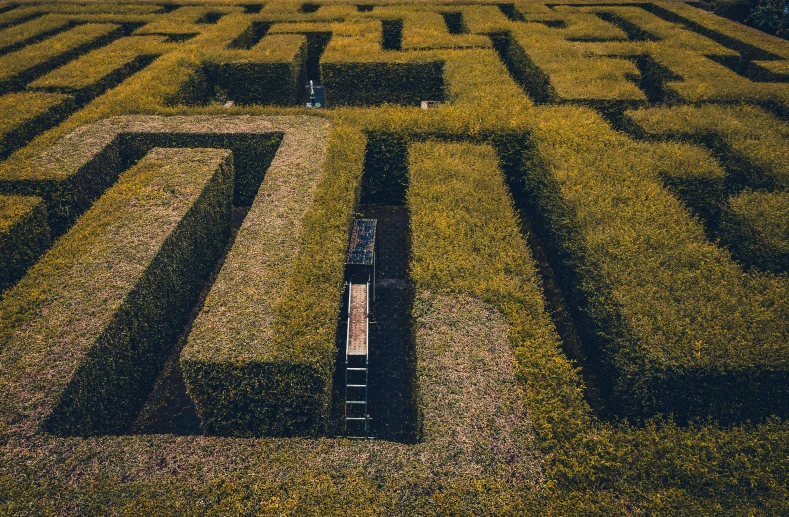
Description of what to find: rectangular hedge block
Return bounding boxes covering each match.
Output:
[322,60,444,105]
[0,195,49,294]
[204,34,308,105]
[0,147,233,436]
[181,118,333,437]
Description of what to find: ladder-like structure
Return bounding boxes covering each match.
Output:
[344,281,370,437]
[343,218,376,438]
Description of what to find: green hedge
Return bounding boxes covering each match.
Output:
[488,31,556,104]
[317,19,445,105]
[0,23,125,93]
[1,116,284,239]
[0,14,72,55]
[0,195,49,294]
[0,2,786,513]
[546,417,789,514]
[119,131,284,207]
[28,35,165,103]
[203,34,308,106]
[722,190,789,273]
[502,16,644,103]
[625,105,789,192]
[516,105,789,423]
[322,60,444,105]
[0,91,75,159]
[0,147,233,437]
[645,141,727,223]
[181,118,333,437]
[407,139,588,448]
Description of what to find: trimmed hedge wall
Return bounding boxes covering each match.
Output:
[0,23,125,93]
[502,16,645,102]
[0,91,75,159]
[371,5,493,50]
[626,105,789,192]
[322,60,444,105]
[318,19,445,105]
[28,35,165,103]
[0,14,73,56]
[646,140,727,223]
[203,34,308,106]
[0,147,233,437]
[515,105,789,423]
[0,1,787,513]
[181,117,333,437]
[722,190,789,272]
[0,195,49,294]
[0,116,285,238]
[407,139,587,448]
[489,31,556,104]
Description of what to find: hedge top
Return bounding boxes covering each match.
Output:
[0,194,43,234]
[10,114,328,183]
[182,115,331,365]
[0,146,233,436]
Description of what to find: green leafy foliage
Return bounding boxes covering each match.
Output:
[181,118,335,437]
[0,147,233,436]
[0,195,49,294]
[722,190,789,272]
[0,1,787,513]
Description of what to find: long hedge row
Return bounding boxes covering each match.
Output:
[181,117,333,437]
[406,139,588,449]
[319,19,446,105]
[626,104,789,272]
[0,146,233,437]
[28,34,166,103]
[0,195,49,295]
[0,115,285,238]
[626,104,789,191]
[0,13,73,55]
[203,33,308,105]
[0,91,74,159]
[0,22,124,93]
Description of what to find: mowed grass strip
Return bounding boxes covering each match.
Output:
[0,195,49,294]
[181,118,333,437]
[522,105,789,422]
[0,147,233,437]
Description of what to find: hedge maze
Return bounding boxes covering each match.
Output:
[1,0,789,514]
